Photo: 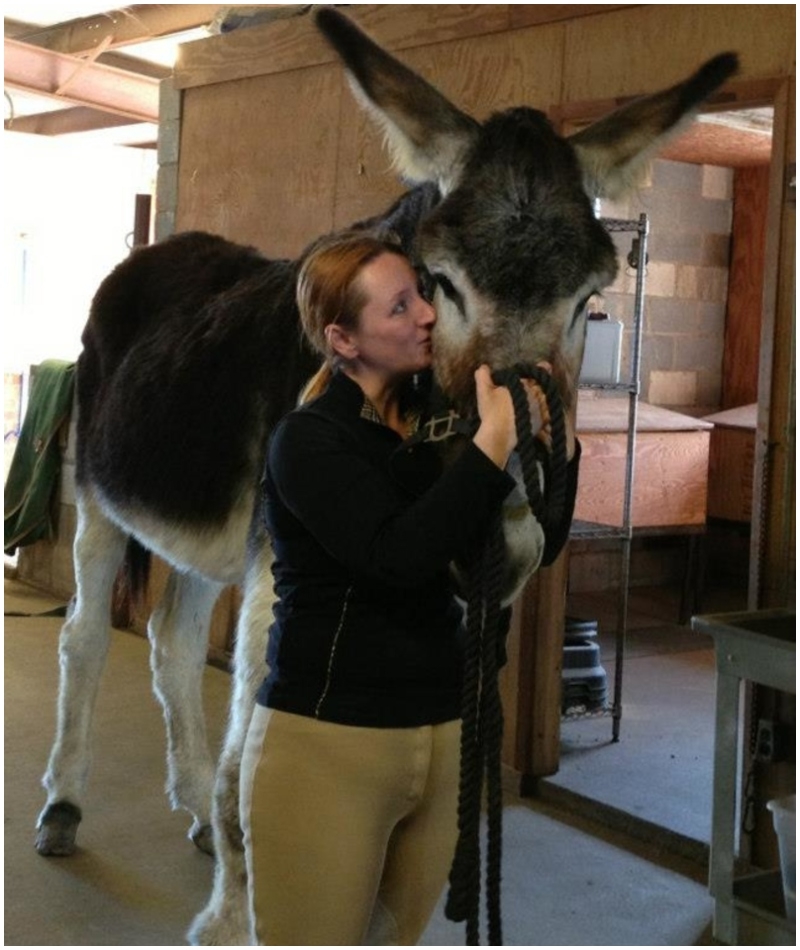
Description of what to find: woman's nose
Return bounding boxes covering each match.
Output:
[418,298,436,325]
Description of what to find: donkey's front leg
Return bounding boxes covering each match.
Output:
[148,569,224,855]
[189,542,273,946]
[36,491,128,855]
[498,455,546,605]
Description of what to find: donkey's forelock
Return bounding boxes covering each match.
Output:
[419,107,619,313]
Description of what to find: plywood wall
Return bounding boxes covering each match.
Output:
[561,4,793,103]
[177,65,343,254]
[172,3,795,256]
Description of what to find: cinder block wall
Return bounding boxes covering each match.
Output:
[598,159,734,415]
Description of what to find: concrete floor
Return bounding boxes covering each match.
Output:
[540,583,742,863]
[4,576,722,946]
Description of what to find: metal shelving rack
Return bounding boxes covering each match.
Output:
[566,212,649,741]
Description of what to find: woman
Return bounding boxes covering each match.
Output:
[240,231,575,945]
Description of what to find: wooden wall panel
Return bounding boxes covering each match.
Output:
[509,5,636,30]
[175,5,513,91]
[330,71,403,234]
[175,11,331,90]
[175,4,647,92]
[416,23,564,116]
[562,4,795,105]
[176,65,342,256]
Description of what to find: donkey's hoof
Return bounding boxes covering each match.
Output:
[189,820,215,857]
[35,801,82,856]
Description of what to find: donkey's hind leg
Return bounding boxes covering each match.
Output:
[36,490,128,856]
[189,539,274,946]
[148,569,225,855]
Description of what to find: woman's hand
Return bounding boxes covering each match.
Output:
[472,364,517,469]
[520,363,576,461]
[520,370,550,449]
[472,362,574,469]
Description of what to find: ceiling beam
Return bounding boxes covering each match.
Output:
[92,50,172,79]
[4,104,148,136]
[4,36,159,124]
[6,5,227,56]
[5,18,175,79]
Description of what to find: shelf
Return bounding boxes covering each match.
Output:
[578,380,638,394]
[570,519,631,542]
[563,213,647,743]
[562,703,613,723]
[600,217,648,235]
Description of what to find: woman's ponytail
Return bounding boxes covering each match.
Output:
[298,363,334,405]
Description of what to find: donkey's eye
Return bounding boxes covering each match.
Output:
[416,269,436,303]
[570,294,592,330]
[433,273,465,315]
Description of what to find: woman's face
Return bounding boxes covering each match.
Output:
[345,252,436,380]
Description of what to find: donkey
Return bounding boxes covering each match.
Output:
[34,6,737,945]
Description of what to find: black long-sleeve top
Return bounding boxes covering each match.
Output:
[257,370,518,727]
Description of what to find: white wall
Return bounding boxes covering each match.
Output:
[2,132,156,370]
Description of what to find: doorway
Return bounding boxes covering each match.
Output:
[543,105,777,855]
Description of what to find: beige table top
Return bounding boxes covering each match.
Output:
[577,392,714,434]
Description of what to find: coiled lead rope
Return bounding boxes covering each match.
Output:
[446,364,567,946]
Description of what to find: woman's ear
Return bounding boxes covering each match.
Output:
[325,323,359,361]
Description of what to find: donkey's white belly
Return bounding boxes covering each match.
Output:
[94,485,255,585]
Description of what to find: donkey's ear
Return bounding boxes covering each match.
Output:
[315,7,479,192]
[570,53,739,200]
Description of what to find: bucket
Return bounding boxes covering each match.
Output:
[767,793,796,920]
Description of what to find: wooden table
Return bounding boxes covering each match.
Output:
[574,392,712,529]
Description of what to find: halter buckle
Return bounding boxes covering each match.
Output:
[422,410,464,443]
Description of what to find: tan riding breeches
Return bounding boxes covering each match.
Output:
[240,706,461,946]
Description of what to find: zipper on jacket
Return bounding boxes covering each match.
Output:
[314,586,353,717]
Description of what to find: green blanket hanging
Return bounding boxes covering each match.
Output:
[4,360,76,555]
